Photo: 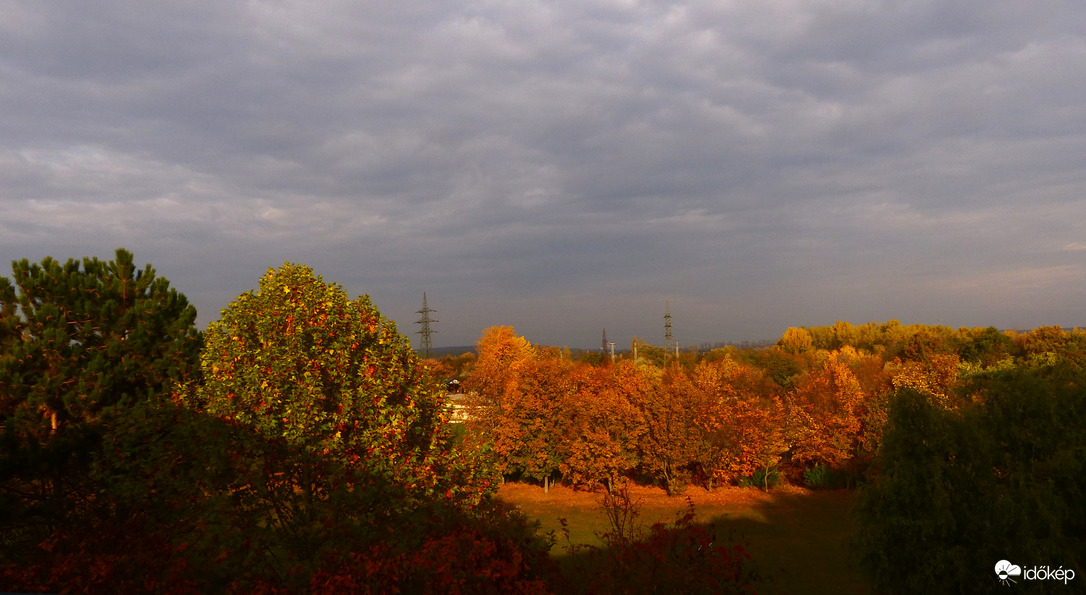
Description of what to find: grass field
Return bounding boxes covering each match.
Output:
[497,481,870,595]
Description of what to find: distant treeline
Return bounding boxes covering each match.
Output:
[431,321,1086,493]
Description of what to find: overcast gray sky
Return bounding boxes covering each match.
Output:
[2,1,1084,349]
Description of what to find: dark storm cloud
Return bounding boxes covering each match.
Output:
[1,0,1084,348]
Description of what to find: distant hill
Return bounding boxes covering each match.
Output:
[419,340,782,358]
[421,345,603,357]
[424,345,477,357]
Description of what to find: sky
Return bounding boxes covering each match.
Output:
[2,1,1085,350]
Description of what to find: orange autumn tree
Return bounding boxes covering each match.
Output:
[559,363,643,492]
[686,359,787,489]
[463,326,549,483]
[674,362,724,489]
[465,325,534,413]
[505,349,574,491]
[844,348,896,456]
[787,351,865,468]
[629,363,700,496]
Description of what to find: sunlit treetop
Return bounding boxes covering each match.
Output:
[0,248,201,437]
[194,263,444,466]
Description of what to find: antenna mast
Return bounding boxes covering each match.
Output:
[416,292,437,358]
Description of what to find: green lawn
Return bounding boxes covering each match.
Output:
[703,490,868,595]
[499,484,870,595]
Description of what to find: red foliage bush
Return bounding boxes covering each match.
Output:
[584,515,759,594]
[559,486,762,594]
[310,527,553,594]
[0,518,200,595]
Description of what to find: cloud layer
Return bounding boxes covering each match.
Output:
[2,1,1084,348]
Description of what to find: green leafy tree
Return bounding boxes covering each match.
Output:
[753,348,810,390]
[191,263,475,506]
[957,326,1014,367]
[178,263,531,586]
[631,337,667,368]
[854,365,1086,594]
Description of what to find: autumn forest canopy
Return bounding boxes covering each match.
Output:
[1,249,1083,594]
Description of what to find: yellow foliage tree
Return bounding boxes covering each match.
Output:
[778,326,814,354]
[464,325,533,412]
[889,354,961,409]
[787,351,865,467]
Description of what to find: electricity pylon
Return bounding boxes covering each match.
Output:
[664,300,674,358]
[416,292,437,358]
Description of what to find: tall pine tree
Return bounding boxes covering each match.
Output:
[0,248,201,540]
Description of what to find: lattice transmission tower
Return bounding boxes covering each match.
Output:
[415,292,437,358]
[664,300,674,357]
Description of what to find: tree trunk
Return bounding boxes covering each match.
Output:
[304,465,314,523]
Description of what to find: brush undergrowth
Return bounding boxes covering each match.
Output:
[556,481,764,594]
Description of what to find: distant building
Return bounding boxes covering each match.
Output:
[445,391,474,423]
